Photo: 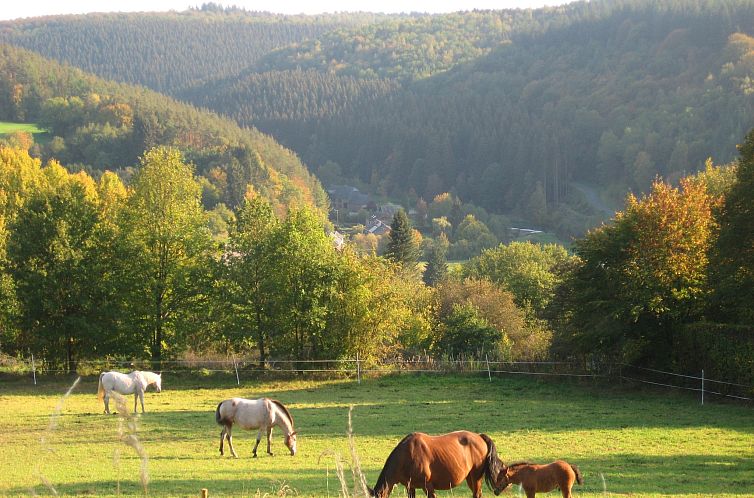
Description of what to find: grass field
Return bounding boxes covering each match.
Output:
[0,122,45,136]
[0,373,752,497]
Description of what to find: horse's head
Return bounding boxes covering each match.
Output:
[492,465,512,495]
[153,373,162,393]
[285,431,297,456]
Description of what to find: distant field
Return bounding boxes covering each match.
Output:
[0,122,45,135]
[0,373,751,497]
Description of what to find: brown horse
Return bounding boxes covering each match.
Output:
[368,431,507,498]
[495,460,583,498]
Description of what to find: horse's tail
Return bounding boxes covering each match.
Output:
[215,401,227,426]
[97,372,106,400]
[569,463,584,485]
[369,433,413,498]
[480,433,504,492]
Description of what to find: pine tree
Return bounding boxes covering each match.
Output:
[423,234,449,286]
[385,209,419,267]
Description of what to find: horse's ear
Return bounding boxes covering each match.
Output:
[291,431,298,436]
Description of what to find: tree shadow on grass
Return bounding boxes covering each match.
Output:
[10,453,754,497]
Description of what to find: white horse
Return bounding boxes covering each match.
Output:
[215,397,297,458]
[97,370,162,414]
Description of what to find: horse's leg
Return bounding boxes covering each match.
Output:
[219,426,226,456]
[226,425,239,458]
[524,485,537,498]
[424,483,436,498]
[104,392,110,414]
[466,476,483,498]
[561,479,573,498]
[406,486,416,498]
[266,426,273,456]
[252,428,262,458]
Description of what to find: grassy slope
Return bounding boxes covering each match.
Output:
[0,374,751,497]
[0,122,44,135]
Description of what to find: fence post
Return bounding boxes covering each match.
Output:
[201,488,208,498]
[485,354,492,382]
[701,369,704,406]
[31,354,37,386]
[356,353,361,385]
[233,356,240,386]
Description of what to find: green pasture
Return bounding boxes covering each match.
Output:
[0,121,49,146]
[0,373,752,497]
[0,121,45,136]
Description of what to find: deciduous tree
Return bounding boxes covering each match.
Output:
[121,147,214,365]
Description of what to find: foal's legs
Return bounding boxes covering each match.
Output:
[560,480,573,498]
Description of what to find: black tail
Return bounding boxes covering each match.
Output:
[371,433,413,498]
[570,463,583,485]
[479,433,504,492]
[215,401,225,425]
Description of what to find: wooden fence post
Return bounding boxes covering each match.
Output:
[485,354,492,382]
[233,355,240,386]
[701,369,704,406]
[356,352,361,385]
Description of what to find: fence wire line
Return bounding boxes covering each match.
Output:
[620,363,750,388]
[619,375,753,402]
[13,357,752,402]
[47,358,573,366]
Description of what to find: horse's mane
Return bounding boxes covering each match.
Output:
[509,461,536,468]
[479,433,504,492]
[271,399,294,428]
[136,370,158,381]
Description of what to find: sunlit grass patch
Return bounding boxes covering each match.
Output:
[0,373,752,497]
[0,121,45,135]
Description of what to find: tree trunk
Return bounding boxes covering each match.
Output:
[256,308,266,369]
[67,335,76,374]
[152,292,163,371]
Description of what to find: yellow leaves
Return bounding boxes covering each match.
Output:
[0,146,44,217]
[618,176,716,317]
[41,159,70,191]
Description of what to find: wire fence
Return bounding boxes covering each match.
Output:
[618,363,753,403]
[3,354,751,404]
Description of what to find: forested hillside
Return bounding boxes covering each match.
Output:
[1,2,753,390]
[0,44,327,216]
[0,6,379,95]
[4,0,754,238]
[194,0,754,237]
